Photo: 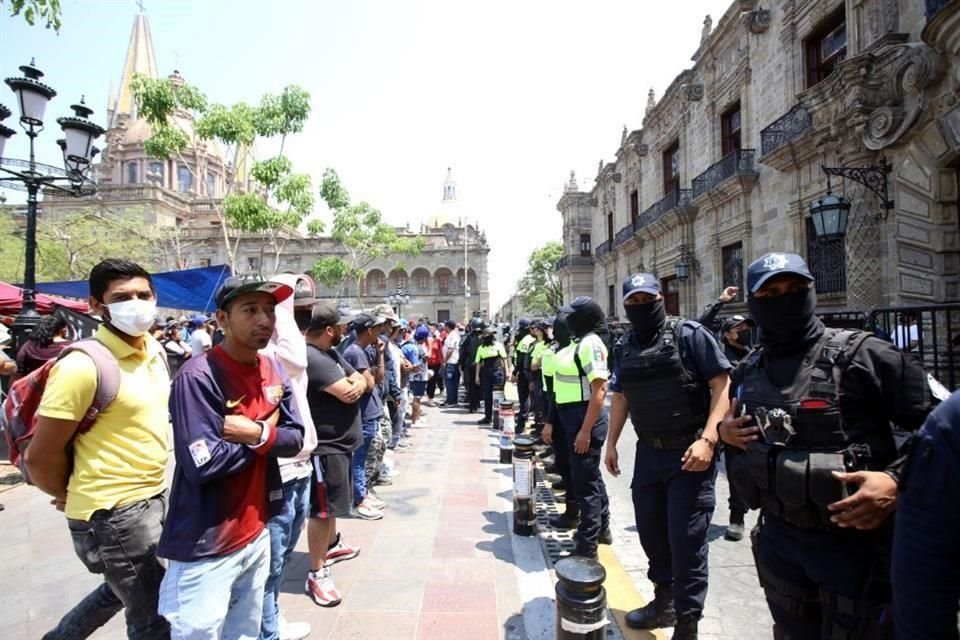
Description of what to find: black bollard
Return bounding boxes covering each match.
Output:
[512,435,536,536]
[555,557,608,639]
[498,399,515,463]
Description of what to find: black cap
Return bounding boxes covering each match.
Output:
[558,295,594,314]
[351,312,377,331]
[720,314,755,333]
[746,252,814,294]
[444,319,457,330]
[622,272,660,300]
[216,276,293,310]
[307,301,355,331]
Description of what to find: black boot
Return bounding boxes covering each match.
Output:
[549,504,579,530]
[724,511,745,542]
[671,614,699,640]
[598,527,613,545]
[625,583,677,630]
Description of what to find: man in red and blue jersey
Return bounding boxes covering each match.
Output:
[158,276,305,639]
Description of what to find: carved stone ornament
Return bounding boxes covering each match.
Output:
[864,44,945,150]
[738,0,758,11]
[682,83,705,102]
[634,143,649,156]
[748,9,771,34]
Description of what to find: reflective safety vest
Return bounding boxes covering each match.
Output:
[553,334,608,405]
[541,346,557,391]
[531,340,549,369]
[475,342,506,368]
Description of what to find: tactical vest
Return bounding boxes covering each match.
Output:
[615,320,708,447]
[729,328,896,530]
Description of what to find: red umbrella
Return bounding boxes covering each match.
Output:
[0,281,89,315]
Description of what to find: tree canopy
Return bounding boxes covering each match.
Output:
[311,168,425,306]
[2,0,61,32]
[517,241,564,315]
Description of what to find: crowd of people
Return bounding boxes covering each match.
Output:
[2,251,957,640]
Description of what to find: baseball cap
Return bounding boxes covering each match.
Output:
[746,252,814,294]
[444,320,457,330]
[558,296,595,314]
[721,314,756,333]
[371,303,399,324]
[622,272,660,301]
[191,314,208,326]
[351,312,377,331]
[414,325,430,341]
[292,279,319,307]
[215,275,293,310]
[307,301,355,331]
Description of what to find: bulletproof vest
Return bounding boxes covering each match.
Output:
[615,320,708,439]
[729,328,895,530]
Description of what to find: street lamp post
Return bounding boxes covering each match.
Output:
[388,286,410,319]
[0,60,103,351]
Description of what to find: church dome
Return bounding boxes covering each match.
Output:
[425,167,469,229]
[121,117,152,145]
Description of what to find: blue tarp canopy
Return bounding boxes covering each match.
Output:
[36,264,233,313]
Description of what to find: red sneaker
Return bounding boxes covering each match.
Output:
[324,532,361,567]
[305,567,342,607]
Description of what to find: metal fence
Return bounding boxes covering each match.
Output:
[760,103,812,156]
[871,304,960,390]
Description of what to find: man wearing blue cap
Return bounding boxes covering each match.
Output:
[717,252,929,640]
[604,273,732,639]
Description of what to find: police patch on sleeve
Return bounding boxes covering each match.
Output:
[188,439,212,467]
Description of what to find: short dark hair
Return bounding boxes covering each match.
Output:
[29,314,68,346]
[89,259,154,302]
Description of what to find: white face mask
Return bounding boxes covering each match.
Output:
[106,298,157,337]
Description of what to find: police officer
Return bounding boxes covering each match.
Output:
[474,327,508,425]
[512,318,536,433]
[605,273,732,640]
[542,313,579,528]
[529,319,552,433]
[460,317,483,412]
[545,297,611,559]
[718,252,928,640]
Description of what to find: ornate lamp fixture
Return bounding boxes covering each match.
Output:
[676,244,701,281]
[815,157,894,234]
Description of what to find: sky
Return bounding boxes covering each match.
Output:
[2,0,732,310]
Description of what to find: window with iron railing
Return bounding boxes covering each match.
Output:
[721,102,742,157]
[721,242,744,302]
[805,8,846,88]
[806,218,847,294]
[663,139,680,195]
[580,233,592,257]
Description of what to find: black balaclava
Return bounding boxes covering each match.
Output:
[553,314,572,348]
[625,299,666,346]
[747,287,823,356]
[566,300,605,339]
[734,328,752,347]
[482,333,494,345]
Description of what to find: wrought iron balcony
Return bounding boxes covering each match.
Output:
[635,188,692,231]
[691,149,757,200]
[926,0,950,18]
[557,254,595,269]
[595,239,612,259]
[760,104,812,156]
[614,223,635,248]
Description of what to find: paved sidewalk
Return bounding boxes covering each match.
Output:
[0,405,557,640]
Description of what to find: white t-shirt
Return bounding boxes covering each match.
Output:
[190,328,212,356]
[444,330,461,365]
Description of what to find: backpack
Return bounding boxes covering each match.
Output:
[2,339,121,485]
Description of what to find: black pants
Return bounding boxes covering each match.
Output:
[557,402,610,556]
[480,366,505,421]
[551,410,576,509]
[725,447,748,520]
[516,371,530,433]
[465,364,480,412]
[426,363,443,399]
[529,371,544,427]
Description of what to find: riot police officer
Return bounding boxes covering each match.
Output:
[545,297,611,559]
[512,318,535,433]
[718,252,928,640]
[605,273,732,640]
[460,317,484,412]
[529,319,552,433]
[542,314,579,529]
[475,327,508,425]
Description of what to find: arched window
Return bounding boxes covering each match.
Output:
[177,165,193,193]
[127,161,139,184]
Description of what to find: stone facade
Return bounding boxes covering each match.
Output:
[556,0,960,321]
[37,11,490,322]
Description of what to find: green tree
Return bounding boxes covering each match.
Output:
[2,0,61,32]
[517,241,564,314]
[131,75,314,273]
[311,168,424,307]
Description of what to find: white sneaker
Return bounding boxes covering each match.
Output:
[305,567,342,607]
[279,616,311,640]
[365,492,387,510]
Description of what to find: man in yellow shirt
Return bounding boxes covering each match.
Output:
[27,259,171,640]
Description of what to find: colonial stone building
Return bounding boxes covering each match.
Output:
[557,0,960,322]
[39,10,490,322]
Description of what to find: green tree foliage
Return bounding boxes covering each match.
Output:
[2,0,61,32]
[517,241,564,314]
[311,169,425,306]
[131,76,314,273]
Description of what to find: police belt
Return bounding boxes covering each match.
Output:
[636,428,703,450]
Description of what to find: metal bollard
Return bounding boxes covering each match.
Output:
[555,557,608,639]
[492,387,505,431]
[498,399,515,463]
[512,435,536,536]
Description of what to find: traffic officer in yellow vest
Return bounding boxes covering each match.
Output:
[475,327,508,425]
[542,313,581,528]
[545,297,611,559]
[511,318,536,433]
[529,319,552,431]
[605,273,732,640]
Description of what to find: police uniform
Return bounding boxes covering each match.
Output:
[545,314,579,529]
[460,318,483,412]
[609,273,731,639]
[550,298,611,559]
[529,330,551,428]
[514,323,536,433]
[475,331,507,423]
[724,253,928,640]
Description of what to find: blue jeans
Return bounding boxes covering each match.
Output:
[260,475,310,640]
[159,528,270,640]
[444,363,461,405]
[352,418,379,503]
[45,494,168,640]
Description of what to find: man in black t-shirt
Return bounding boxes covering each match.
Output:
[302,303,368,608]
